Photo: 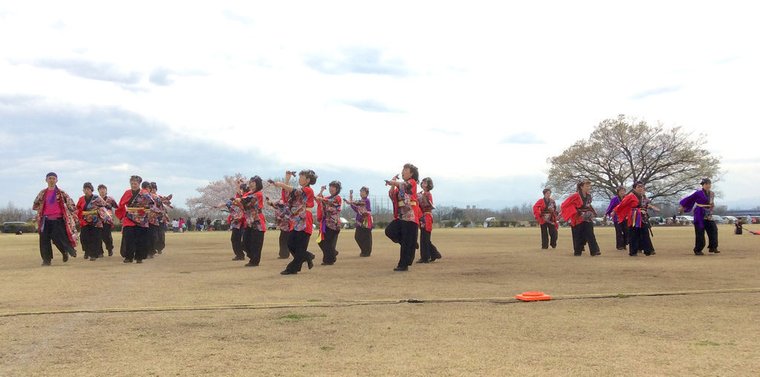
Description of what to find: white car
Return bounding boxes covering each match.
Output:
[709,215,726,224]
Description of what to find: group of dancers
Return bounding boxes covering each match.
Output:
[533,178,720,257]
[31,164,443,273]
[33,172,171,265]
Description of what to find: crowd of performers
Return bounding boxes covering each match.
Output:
[31,168,735,270]
[533,178,721,257]
[32,164,444,274]
[33,173,172,265]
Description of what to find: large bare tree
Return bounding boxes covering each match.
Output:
[546,115,721,201]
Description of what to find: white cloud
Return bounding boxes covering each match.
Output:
[1,0,759,208]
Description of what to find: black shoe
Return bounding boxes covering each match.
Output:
[650,251,656,255]
[90,257,97,261]
[416,259,430,264]
[644,252,652,256]
[244,262,258,267]
[591,252,601,256]
[157,250,162,254]
[306,254,315,269]
[541,247,549,250]
[573,253,582,256]
[280,270,297,275]
[147,254,154,259]
[359,254,370,257]
[694,251,705,256]
[123,258,133,263]
[62,253,69,262]
[393,266,409,272]
[431,253,442,261]
[108,250,113,256]
[277,256,289,259]
[629,253,638,257]
[136,259,143,264]
[232,256,245,261]
[709,248,720,254]
[321,262,334,265]
[41,260,51,266]
[68,249,77,258]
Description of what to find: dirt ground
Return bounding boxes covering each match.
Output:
[1,226,759,376]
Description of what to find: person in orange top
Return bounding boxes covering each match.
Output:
[417,177,442,263]
[560,179,601,256]
[241,176,267,267]
[533,188,559,250]
[76,182,107,261]
[385,163,422,271]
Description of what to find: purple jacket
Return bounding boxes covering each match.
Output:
[680,189,711,230]
[605,196,622,223]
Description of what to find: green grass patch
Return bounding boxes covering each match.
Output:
[278,313,326,322]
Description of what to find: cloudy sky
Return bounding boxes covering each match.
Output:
[1,1,758,211]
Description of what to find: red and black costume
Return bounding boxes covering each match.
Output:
[533,197,558,249]
[241,189,266,266]
[615,192,655,256]
[283,185,316,274]
[226,193,247,260]
[560,191,600,256]
[76,193,107,260]
[317,192,342,265]
[116,187,155,262]
[418,190,441,262]
[348,196,373,257]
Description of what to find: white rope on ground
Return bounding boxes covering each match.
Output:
[2,287,759,318]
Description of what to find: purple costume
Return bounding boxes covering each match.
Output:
[679,190,712,230]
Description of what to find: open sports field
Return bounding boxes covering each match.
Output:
[1,226,759,376]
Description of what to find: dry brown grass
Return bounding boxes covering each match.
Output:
[1,226,759,376]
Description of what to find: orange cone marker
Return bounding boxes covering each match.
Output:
[515,291,552,302]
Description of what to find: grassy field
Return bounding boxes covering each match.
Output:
[1,226,759,376]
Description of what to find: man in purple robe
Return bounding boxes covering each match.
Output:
[679,178,719,255]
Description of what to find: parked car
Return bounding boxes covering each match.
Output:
[2,221,36,234]
[709,215,726,224]
[675,216,693,225]
[723,216,738,224]
[649,216,665,226]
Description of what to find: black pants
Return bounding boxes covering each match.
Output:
[38,218,76,262]
[154,225,166,253]
[629,225,654,255]
[573,222,600,255]
[694,220,719,253]
[398,220,418,268]
[122,226,149,261]
[100,223,114,255]
[81,225,103,259]
[148,225,159,256]
[614,221,628,250]
[419,229,440,261]
[318,227,340,264]
[540,223,558,249]
[285,231,313,273]
[230,228,245,258]
[571,226,586,252]
[354,227,373,256]
[243,228,265,265]
[385,219,402,244]
[278,230,291,258]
